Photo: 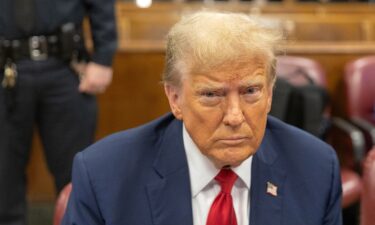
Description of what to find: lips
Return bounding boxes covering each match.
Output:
[217,137,249,145]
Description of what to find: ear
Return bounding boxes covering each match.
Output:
[164,84,183,120]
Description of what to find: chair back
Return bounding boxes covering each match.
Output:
[276,55,327,87]
[345,56,375,120]
[272,55,329,137]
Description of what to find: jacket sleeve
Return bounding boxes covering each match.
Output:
[62,152,104,225]
[323,149,343,225]
[84,0,117,66]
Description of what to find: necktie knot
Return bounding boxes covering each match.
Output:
[215,169,238,194]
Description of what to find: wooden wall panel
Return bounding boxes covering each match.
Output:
[96,52,170,137]
[116,3,375,44]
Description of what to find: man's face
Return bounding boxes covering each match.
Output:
[165,59,273,169]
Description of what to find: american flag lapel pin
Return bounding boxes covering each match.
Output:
[266,181,278,197]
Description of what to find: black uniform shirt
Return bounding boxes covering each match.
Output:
[0,0,117,66]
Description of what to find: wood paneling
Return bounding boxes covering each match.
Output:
[116,5,375,44]
[96,52,170,137]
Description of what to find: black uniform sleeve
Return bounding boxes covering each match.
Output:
[84,0,117,66]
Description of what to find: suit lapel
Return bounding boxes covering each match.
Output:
[250,131,287,225]
[146,119,193,225]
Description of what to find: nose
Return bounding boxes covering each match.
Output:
[223,93,245,127]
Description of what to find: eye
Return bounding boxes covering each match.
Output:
[242,85,263,103]
[202,91,217,98]
[246,87,257,94]
[198,89,224,106]
[244,86,260,95]
[199,89,224,98]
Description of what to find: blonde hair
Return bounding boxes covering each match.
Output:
[163,11,283,87]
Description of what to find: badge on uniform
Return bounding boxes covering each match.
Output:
[2,61,17,89]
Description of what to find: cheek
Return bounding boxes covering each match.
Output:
[244,99,270,135]
[182,101,224,149]
[182,95,223,126]
[184,106,223,138]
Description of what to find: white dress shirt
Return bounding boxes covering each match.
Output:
[183,124,252,225]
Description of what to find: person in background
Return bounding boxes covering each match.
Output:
[63,11,342,225]
[0,0,117,224]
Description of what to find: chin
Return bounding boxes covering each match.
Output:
[213,155,248,168]
[215,161,242,169]
[206,146,253,168]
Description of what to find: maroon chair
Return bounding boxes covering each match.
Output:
[274,56,330,136]
[276,55,327,87]
[345,56,375,151]
[275,55,364,209]
[53,183,72,225]
[276,56,365,170]
[360,147,375,225]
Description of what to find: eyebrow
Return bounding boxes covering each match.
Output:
[238,73,267,85]
[191,76,225,90]
[194,83,223,90]
[238,79,264,87]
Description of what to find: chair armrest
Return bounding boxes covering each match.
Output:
[330,117,366,171]
[360,148,375,225]
[341,168,362,208]
[351,116,375,147]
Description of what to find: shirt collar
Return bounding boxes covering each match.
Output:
[183,124,252,197]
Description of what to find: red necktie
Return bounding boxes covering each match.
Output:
[206,169,238,225]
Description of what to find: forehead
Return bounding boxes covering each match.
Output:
[187,59,269,85]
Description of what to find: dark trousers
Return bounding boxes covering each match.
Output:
[0,58,97,225]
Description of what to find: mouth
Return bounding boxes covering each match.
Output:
[217,137,249,146]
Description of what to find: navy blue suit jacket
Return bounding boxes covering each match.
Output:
[63,114,342,225]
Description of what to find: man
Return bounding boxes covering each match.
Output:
[0,0,116,225]
[63,11,342,225]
